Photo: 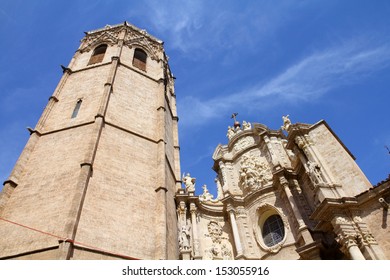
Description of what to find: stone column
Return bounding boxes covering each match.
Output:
[218,161,228,195]
[353,216,386,260]
[339,233,365,260]
[279,177,315,245]
[190,203,201,259]
[263,135,278,167]
[295,135,333,184]
[228,208,243,258]
[154,187,168,260]
[279,177,305,229]
[177,202,191,260]
[332,217,365,260]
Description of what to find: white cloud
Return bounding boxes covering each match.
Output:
[178,40,390,126]
[141,0,299,55]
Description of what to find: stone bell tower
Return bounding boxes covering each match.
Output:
[0,22,181,260]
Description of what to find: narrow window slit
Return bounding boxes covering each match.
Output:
[71,99,82,118]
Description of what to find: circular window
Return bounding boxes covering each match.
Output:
[262,214,285,247]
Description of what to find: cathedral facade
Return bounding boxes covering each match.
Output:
[0,22,389,260]
[177,118,390,260]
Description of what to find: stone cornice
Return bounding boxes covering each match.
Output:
[81,22,164,60]
[310,196,359,222]
[86,22,163,45]
[285,120,355,160]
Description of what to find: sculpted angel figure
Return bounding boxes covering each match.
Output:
[227,126,235,140]
[199,184,214,202]
[281,115,291,131]
[242,120,252,130]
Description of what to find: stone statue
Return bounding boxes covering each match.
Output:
[183,173,196,192]
[227,126,235,140]
[281,115,292,131]
[242,120,251,130]
[215,177,224,200]
[306,160,324,184]
[199,184,214,202]
[178,224,191,251]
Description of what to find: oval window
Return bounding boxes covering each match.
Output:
[262,214,285,247]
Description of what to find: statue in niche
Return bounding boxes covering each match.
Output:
[183,173,196,192]
[227,126,236,140]
[281,115,292,131]
[215,177,224,200]
[242,120,252,130]
[306,160,324,184]
[178,224,191,251]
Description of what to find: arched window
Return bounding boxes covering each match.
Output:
[132,48,147,71]
[71,99,82,118]
[88,44,107,65]
[262,214,285,247]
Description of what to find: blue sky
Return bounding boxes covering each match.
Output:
[0,1,389,196]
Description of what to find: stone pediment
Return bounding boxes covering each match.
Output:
[212,144,225,161]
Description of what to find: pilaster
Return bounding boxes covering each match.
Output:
[227,206,244,259]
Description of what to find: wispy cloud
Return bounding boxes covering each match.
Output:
[141,0,297,55]
[178,39,390,126]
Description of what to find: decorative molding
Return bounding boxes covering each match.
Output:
[124,30,163,61]
[253,203,289,254]
[203,221,233,260]
[80,28,121,53]
[233,136,255,153]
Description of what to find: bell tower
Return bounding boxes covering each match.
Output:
[0,22,181,260]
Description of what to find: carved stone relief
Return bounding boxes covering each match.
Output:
[233,136,255,153]
[199,185,216,202]
[81,27,122,52]
[273,140,290,168]
[238,154,272,193]
[226,120,251,141]
[124,30,162,60]
[203,221,233,260]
